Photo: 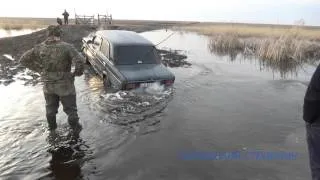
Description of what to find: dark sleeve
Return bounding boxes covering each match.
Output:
[303,64,320,123]
[68,44,85,76]
[313,65,320,91]
[19,48,42,73]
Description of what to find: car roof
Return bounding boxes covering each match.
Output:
[95,30,154,46]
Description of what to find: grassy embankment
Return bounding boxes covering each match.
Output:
[182,23,320,67]
[0,17,190,30]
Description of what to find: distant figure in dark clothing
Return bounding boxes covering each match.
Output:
[304,64,320,180]
[56,17,62,25]
[62,10,69,25]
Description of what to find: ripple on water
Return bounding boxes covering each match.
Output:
[79,80,174,135]
[99,86,173,125]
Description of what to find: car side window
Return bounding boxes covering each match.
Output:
[93,36,102,50]
[100,40,110,59]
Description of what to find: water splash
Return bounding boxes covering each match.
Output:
[97,84,174,126]
[3,54,14,61]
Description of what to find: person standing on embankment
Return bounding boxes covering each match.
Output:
[62,10,69,25]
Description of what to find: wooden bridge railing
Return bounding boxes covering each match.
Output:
[75,14,95,25]
[98,14,112,25]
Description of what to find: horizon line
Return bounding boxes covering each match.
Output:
[0,16,319,27]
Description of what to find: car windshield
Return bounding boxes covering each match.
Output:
[115,45,160,65]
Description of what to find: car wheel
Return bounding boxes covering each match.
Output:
[103,74,111,88]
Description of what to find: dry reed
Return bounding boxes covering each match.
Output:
[207,29,320,65]
[183,23,320,40]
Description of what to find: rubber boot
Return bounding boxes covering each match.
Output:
[68,116,82,132]
[47,115,57,131]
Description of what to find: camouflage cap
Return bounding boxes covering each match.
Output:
[47,25,62,37]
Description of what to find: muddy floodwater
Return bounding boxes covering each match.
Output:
[0,29,316,180]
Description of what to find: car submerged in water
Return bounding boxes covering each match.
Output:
[81,30,175,90]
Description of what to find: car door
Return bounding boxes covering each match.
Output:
[99,39,121,87]
[94,39,109,77]
[86,36,103,75]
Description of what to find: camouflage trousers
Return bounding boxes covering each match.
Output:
[306,120,320,180]
[44,92,79,130]
[64,18,68,25]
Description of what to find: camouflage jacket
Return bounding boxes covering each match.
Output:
[19,38,85,96]
[62,12,69,17]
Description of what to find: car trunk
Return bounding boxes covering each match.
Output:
[116,64,175,83]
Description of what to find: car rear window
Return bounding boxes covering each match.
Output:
[115,45,160,65]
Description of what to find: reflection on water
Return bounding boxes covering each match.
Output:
[47,129,89,179]
[253,55,302,79]
[0,28,42,38]
[207,38,317,79]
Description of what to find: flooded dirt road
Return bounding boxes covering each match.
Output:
[0,29,315,180]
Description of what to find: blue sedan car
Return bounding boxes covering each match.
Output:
[81,30,175,90]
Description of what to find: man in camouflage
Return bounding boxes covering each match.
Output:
[19,25,85,131]
[62,10,69,25]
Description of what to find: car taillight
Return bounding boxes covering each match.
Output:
[164,80,174,86]
[125,83,137,90]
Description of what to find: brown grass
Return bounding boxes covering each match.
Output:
[208,33,243,53]
[183,23,320,40]
[209,33,320,61]
[195,22,320,67]
[206,31,320,77]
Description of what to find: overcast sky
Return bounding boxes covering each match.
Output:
[1,0,319,25]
